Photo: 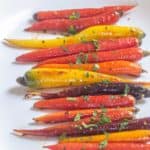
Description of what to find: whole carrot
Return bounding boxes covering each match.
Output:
[26,11,122,33]
[45,143,150,150]
[34,5,135,20]
[26,82,150,100]
[35,61,143,77]
[37,47,144,65]
[14,117,150,137]
[60,130,150,143]
[33,107,134,123]
[5,25,144,49]
[16,37,139,63]
[14,108,133,137]
[34,95,135,110]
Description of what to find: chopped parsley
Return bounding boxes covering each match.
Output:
[82,95,89,101]
[99,108,111,125]
[80,36,88,43]
[82,122,98,129]
[119,119,129,131]
[92,110,98,117]
[68,25,77,34]
[84,72,90,78]
[76,55,83,64]
[61,46,69,52]
[67,97,77,101]
[92,64,100,71]
[99,132,109,149]
[69,12,80,20]
[124,84,130,95]
[92,39,100,50]
[59,132,67,140]
[101,80,111,84]
[75,53,88,64]
[74,113,81,122]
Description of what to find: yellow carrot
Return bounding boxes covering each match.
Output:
[60,130,150,143]
[17,68,150,89]
[5,25,144,48]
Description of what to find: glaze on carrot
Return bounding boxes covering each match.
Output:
[35,61,143,77]
[45,143,150,150]
[34,5,135,20]
[14,108,133,137]
[14,117,150,137]
[26,11,122,33]
[34,95,135,110]
[33,107,134,123]
[16,37,139,63]
[37,47,143,65]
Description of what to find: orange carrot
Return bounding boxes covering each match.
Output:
[33,107,134,123]
[35,61,143,77]
[45,143,150,150]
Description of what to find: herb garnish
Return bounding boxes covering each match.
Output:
[59,132,67,140]
[61,46,69,52]
[92,64,100,71]
[119,119,129,131]
[84,72,90,78]
[82,95,89,101]
[74,113,81,122]
[92,110,98,117]
[124,84,130,95]
[101,80,111,84]
[69,12,80,20]
[82,122,98,129]
[67,97,77,101]
[99,108,111,125]
[99,132,109,149]
[92,39,100,50]
[68,25,77,34]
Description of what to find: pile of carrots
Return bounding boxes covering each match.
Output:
[4,5,150,150]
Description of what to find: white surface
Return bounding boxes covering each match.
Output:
[0,0,150,150]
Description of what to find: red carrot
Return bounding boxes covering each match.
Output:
[33,107,134,123]
[16,37,139,63]
[14,108,133,137]
[37,47,143,65]
[34,5,135,20]
[45,143,150,150]
[26,11,122,33]
[34,95,135,110]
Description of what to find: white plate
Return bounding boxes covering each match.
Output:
[0,0,150,150]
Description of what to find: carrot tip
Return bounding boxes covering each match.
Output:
[142,69,148,73]
[16,77,27,86]
[33,13,38,20]
[13,129,25,136]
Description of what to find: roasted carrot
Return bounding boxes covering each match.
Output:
[14,117,150,137]
[26,82,150,100]
[35,61,143,77]
[60,130,150,143]
[33,95,135,110]
[5,25,144,48]
[37,47,144,65]
[34,5,135,20]
[45,143,150,150]
[26,11,122,33]
[16,37,139,63]
[33,107,134,123]
[14,108,133,137]
[17,68,150,89]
